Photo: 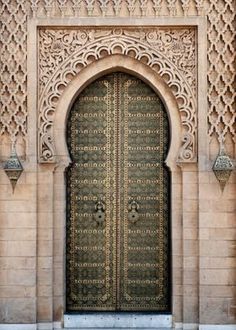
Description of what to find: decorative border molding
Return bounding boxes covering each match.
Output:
[38,26,197,163]
[29,0,205,18]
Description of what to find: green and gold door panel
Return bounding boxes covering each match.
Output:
[66,72,170,312]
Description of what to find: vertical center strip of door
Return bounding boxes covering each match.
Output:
[123,77,130,303]
[104,79,112,303]
[159,99,164,301]
[114,73,120,309]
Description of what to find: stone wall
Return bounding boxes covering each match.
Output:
[0,0,235,329]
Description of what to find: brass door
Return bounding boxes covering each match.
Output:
[66,72,170,312]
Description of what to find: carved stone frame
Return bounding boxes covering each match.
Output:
[38,23,197,164]
[27,17,207,327]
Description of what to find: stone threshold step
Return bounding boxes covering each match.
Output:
[64,314,172,329]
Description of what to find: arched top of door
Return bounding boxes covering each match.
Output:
[54,55,181,171]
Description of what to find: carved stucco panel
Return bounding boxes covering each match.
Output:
[30,0,204,18]
[207,0,236,158]
[38,28,197,163]
[0,0,28,146]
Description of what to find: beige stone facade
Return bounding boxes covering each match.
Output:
[0,1,235,329]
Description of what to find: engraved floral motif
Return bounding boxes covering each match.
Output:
[39,30,90,89]
[40,28,196,91]
[125,29,196,88]
[38,27,197,163]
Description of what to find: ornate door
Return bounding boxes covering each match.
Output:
[66,72,170,312]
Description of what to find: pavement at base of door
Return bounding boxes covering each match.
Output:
[64,328,173,330]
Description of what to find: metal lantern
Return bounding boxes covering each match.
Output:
[4,144,23,192]
[213,147,234,191]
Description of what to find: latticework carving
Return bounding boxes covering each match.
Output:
[0,0,28,149]
[207,0,236,158]
[38,28,197,163]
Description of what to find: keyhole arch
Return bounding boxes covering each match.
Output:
[49,54,185,316]
[65,70,172,311]
[54,55,182,173]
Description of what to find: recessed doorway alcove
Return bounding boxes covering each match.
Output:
[66,71,171,313]
[49,55,184,329]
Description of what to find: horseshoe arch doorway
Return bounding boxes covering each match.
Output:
[66,72,171,312]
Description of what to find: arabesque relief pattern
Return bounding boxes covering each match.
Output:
[0,0,235,162]
[38,27,197,163]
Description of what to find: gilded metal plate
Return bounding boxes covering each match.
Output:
[66,73,170,312]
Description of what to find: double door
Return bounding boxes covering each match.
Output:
[66,72,170,311]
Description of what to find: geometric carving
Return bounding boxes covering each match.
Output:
[30,0,204,18]
[207,0,236,156]
[38,28,197,163]
[0,0,27,144]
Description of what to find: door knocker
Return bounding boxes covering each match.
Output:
[128,200,140,224]
[94,200,106,226]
